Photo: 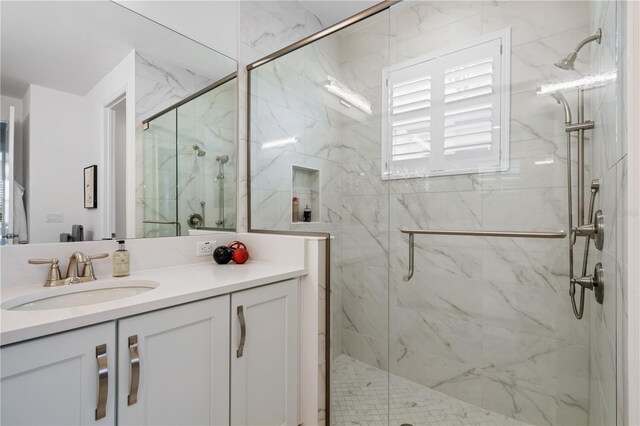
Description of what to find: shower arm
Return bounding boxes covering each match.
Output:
[573,28,602,54]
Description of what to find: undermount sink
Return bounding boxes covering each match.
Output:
[2,280,159,311]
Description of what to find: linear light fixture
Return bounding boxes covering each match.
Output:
[261,137,299,150]
[324,75,372,115]
[537,71,617,95]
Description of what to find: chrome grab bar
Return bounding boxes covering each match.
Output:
[142,220,182,236]
[401,229,567,282]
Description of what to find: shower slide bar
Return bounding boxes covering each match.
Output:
[401,229,567,282]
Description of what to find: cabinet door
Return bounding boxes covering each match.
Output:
[1,322,116,425]
[117,295,230,426]
[231,279,299,426]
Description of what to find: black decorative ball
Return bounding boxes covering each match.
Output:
[213,246,233,264]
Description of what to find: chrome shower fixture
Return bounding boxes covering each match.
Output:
[192,144,206,157]
[555,28,601,70]
[550,92,572,124]
[215,154,229,227]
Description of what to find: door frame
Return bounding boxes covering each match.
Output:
[626,1,640,424]
[102,91,127,240]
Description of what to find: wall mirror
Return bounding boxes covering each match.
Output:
[0,1,238,245]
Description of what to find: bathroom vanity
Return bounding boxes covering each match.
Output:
[0,258,307,426]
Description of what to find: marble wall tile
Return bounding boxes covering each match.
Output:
[481,187,568,231]
[510,89,578,142]
[342,261,388,305]
[481,1,590,47]
[342,294,388,340]
[250,96,305,144]
[481,373,565,425]
[339,12,390,63]
[616,156,628,425]
[510,26,591,95]
[393,306,483,367]
[135,52,213,123]
[392,13,482,64]
[390,1,483,45]
[394,273,483,324]
[342,329,388,371]
[239,1,307,58]
[391,345,484,407]
[482,326,588,391]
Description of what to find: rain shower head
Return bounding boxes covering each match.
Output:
[193,144,206,157]
[554,28,601,71]
[555,51,578,70]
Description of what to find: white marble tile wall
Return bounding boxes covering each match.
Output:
[340,2,594,425]
[586,1,627,425]
[134,53,237,237]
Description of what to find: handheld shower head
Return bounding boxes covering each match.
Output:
[216,154,229,164]
[554,28,601,71]
[550,92,572,124]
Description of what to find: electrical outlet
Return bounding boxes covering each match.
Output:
[46,213,64,223]
[196,240,216,257]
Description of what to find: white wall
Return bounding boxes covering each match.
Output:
[1,95,25,185]
[25,85,88,244]
[24,51,136,244]
[83,50,136,240]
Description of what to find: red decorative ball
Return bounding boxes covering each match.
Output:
[229,241,249,264]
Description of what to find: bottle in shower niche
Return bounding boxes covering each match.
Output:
[292,197,300,222]
[112,240,130,277]
[303,205,312,222]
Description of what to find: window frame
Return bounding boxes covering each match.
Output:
[381,28,511,180]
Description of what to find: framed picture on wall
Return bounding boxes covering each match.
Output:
[84,165,97,209]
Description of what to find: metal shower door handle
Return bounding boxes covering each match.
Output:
[237,305,246,358]
[95,344,108,420]
[127,335,140,406]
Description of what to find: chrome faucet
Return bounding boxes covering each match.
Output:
[29,251,109,287]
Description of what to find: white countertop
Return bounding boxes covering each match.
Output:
[0,261,307,346]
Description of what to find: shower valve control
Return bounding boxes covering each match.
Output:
[572,262,604,305]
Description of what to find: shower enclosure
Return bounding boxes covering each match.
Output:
[139,75,237,237]
[248,1,624,424]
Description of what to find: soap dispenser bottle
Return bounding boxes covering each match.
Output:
[112,240,130,277]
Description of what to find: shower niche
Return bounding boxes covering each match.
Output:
[291,165,319,223]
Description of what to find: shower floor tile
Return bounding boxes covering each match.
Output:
[331,355,529,426]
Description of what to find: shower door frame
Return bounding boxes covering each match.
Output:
[245,1,401,423]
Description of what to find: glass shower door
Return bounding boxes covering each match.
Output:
[385,1,617,425]
[141,109,179,237]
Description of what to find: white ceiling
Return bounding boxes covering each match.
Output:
[1,1,236,99]
[300,1,381,28]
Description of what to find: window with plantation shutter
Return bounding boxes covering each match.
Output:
[382,30,510,179]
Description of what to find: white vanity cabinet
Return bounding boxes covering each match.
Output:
[0,278,301,426]
[230,279,300,426]
[0,322,117,426]
[117,296,230,426]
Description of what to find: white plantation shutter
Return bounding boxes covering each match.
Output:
[382,30,510,179]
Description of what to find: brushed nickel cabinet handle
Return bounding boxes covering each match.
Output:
[237,305,246,358]
[95,344,108,420]
[127,335,140,406]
